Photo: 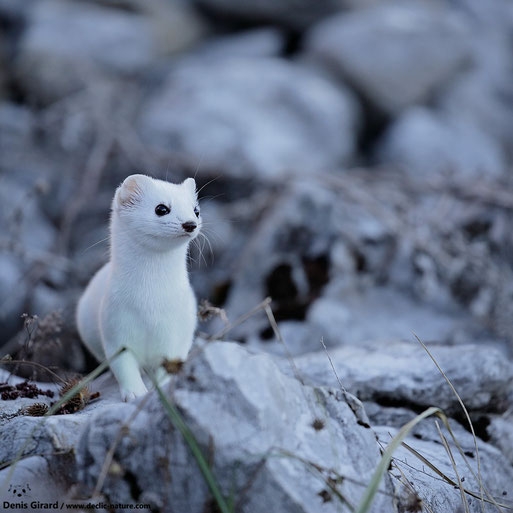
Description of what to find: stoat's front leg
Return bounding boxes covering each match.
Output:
[108,350,148,401]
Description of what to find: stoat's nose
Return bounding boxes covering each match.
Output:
[182,221,197,233]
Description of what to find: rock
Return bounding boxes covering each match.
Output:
[0,456,70,508]
[374,423,513,511]
[304,1,471,114]
[220,178,337,340]
[240,283,487,356]
[194,0,345,30]
[487,411,513,465]
[376,107,506,180]
[219,176,494,348]
[365,399,513,508]
[15,0,205,103]
[0,343,395,512]
[245,320,326,356]
[0,369,122,506]
[0,177,56,255]
[2,342,513,511]
[30,284,66,318]
[0,102,35,153]
[290,342,513,413]
[0,369,118,466]
[0,254,27,338]
[0,0,36,24]
[440,43,513,158]
[0,177,57,338]
[197,28,285,59]
[434,0,513,157]
[77,342,395,511]
[305,286,486,347]
[137,57,359,180]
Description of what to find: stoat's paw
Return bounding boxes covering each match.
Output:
[120,386,148,402]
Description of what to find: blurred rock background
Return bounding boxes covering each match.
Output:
[2,0,513,355]
[1,0,513,509]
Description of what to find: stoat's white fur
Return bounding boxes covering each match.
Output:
[76,174,201,401]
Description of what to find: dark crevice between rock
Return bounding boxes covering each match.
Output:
[210,280,232,307]
[302,254,330,296]
[372,395,426,416]
[262,254,330,336]
[357,97,390,160]
[283,29,302,56]
[203,497,223,513]
[124,470,142,502]
[266,263,298,302]
[263,262,309,335]
[462,414,491,443]
[353,248,368,273]
[373,394,498,444]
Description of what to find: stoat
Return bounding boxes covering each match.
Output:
[76,174,200,400]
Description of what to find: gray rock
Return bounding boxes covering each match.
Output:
[435,0,513,157]
[306,286,479,347]
[0,0,34,22]
[197,28,285,59]
[194,0,345,29]
[245,320,326,356]
[0,178,55,255]
[0,456,70,510]
[290,342,513,413]
[487,411,513,465]
[0,369,119,466]
[138,57,359,180]
[15,0,205,103]
[376,107,507,180]
[374,424,513,512]
[2,343,513,512]
[304,1,471,114]
[440,44,513,159]
[0,177,57,338]
[0,254,27,336]
[221,178,338,340]
[220,176,493,348]
[0,103,35,152]
[74,342,394,512]
[30,284,67,318]
[365,396,513,507]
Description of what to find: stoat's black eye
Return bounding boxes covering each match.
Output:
[155,204,170,216]
[194,206,200,218]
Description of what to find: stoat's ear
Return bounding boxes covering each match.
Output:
[115,174,151,208]
[182,178,197,197]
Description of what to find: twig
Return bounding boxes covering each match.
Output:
[0,359,67,385]
[412,333,486,512]
[319,337,347,394]
[435,420,470,513]
[209,297,271,341]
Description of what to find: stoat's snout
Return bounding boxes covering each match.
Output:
[182,221,197,233]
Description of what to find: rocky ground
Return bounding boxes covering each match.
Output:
[1,0,513,511]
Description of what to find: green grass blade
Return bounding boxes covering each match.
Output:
[153,380,232,513]
[355,406,442,513]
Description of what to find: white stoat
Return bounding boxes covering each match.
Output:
[76,174,201,401]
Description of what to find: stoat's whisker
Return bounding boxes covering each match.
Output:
[80,236,110,254]
[199,193,225,204]
[196,175,220,195]
[198,232,214,263]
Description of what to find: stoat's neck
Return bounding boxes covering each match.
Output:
[109,217,189,283]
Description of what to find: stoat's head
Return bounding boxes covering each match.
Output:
[112,174,201,251]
